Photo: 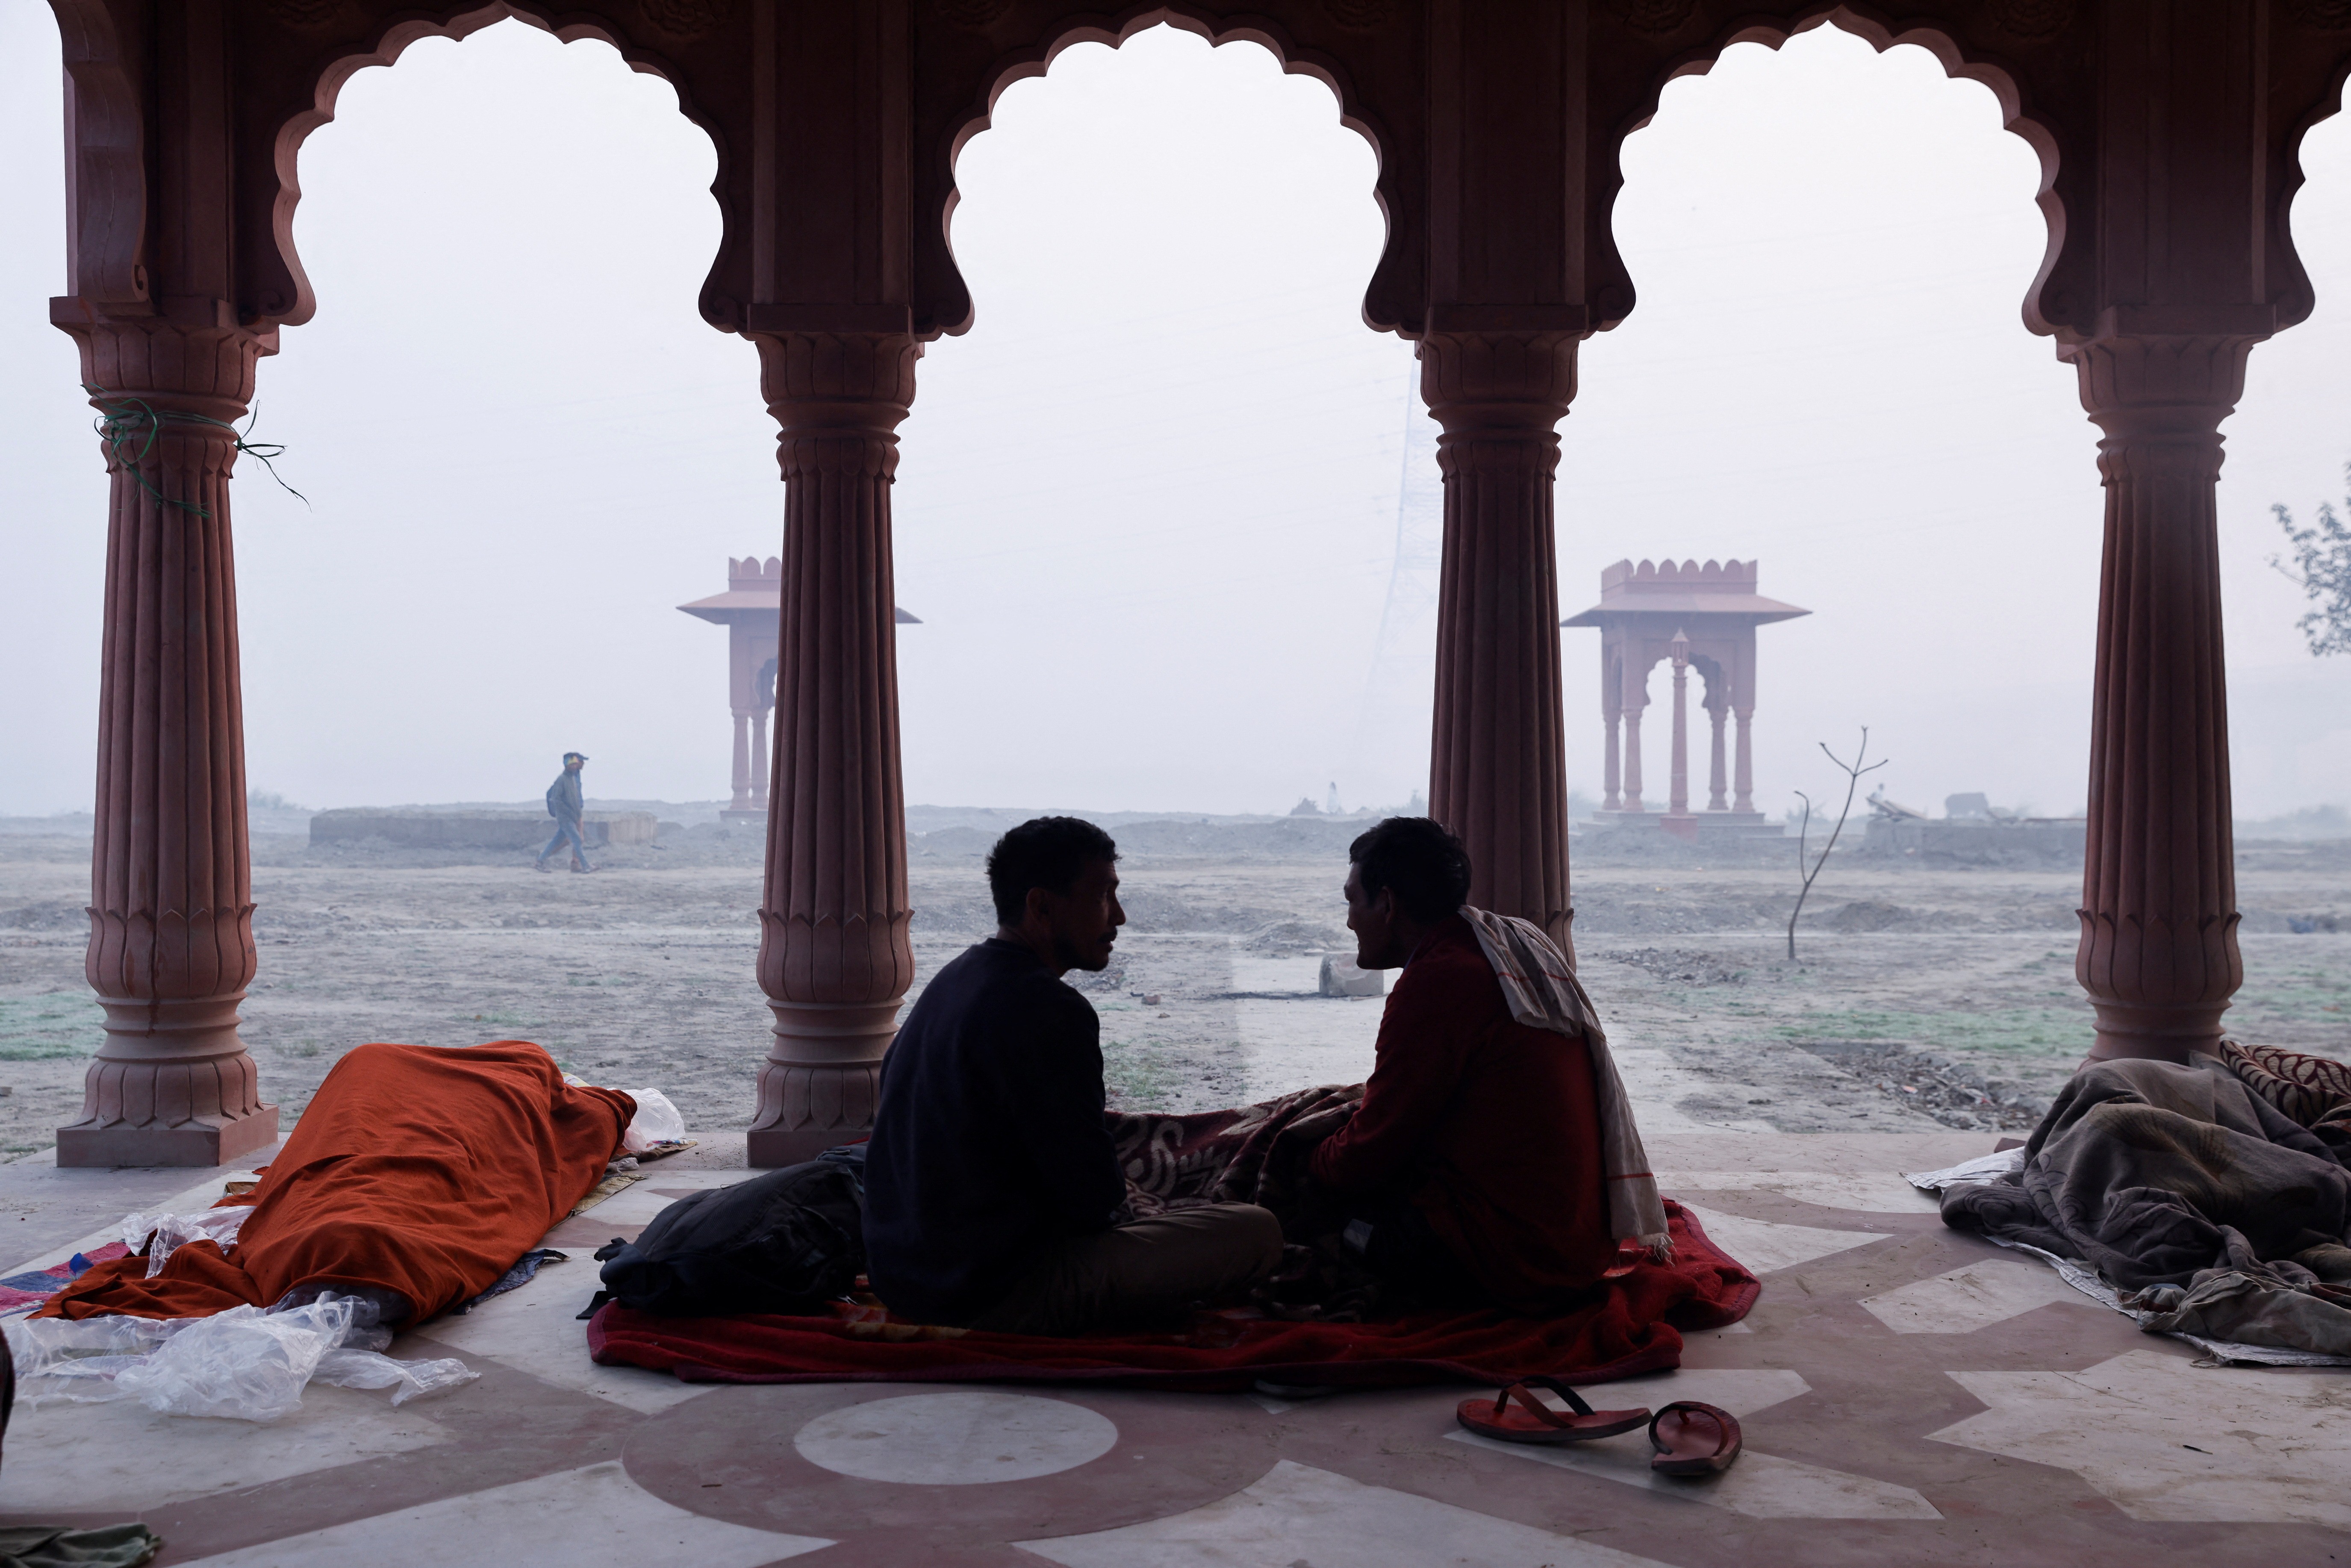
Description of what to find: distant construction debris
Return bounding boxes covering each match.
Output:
[1863,789,2085,865]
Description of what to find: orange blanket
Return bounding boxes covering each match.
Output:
[39,1040,632,1323]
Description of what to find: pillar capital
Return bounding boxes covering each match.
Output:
[52,301,275,423]
[2060,309,2271,449]
[1416,308,1581,440]
[751,307,922,441]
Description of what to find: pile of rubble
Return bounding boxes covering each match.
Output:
[1800,1038,2048,1132]
[1599,946,1748,987]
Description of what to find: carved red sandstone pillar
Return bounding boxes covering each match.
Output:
[2065,321,2265,1063]
[745,326,919,1165]
[1422,323,1577,954]
[55,312,280,1166]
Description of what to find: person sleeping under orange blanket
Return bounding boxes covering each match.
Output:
[40,1040,632,1324]
[1309,817,1620,1312]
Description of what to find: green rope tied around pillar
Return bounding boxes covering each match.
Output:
[85,384,310,519]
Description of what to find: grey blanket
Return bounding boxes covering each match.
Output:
[1940,1057,2351,1354]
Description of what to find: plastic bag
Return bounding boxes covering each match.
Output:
[114,1299,350,1421]
[312,1346,477,1406]
[118,1204,254,1277]
[11,1294,477,1421]
[6,1312,174,1402]
[620,1087,687,1153]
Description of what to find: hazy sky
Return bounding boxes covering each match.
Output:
[3,12,2348,821]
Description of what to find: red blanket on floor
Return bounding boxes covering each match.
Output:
[588,1200,1756,1391]
[38,1041,632,1323]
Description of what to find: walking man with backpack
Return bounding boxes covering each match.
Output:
[534,752,595,873]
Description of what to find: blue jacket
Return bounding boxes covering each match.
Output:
[545,769,583,823]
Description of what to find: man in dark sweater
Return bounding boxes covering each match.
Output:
[864,816,1282,1334]
[1309,817,1617,1310]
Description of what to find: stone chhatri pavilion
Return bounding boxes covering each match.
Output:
[36,0,2347,1166]
[678,557,921,825]
[1565,558,1809,841]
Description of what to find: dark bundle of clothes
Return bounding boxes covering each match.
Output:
[1941,1039,2351,1355]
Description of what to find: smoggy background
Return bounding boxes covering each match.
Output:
[3,15,2348,822]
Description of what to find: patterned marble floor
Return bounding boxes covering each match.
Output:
[4,1131,2347,1568]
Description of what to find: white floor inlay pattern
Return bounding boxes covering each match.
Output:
[1859,1259,2101,1334]
[1018,1459,1679,1567]
[413,1256,704,1415]
[0,1384,449,1512]
[1656,1169,1944,1214]
[794,1391,1120,1484]
[1444,1367,1936,1521]
[172,1461,831,1567]
[1673,1204,1888,1273]
[1930,1350,2351,1527]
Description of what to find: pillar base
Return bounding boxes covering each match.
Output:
[745,1061,884,1167]
[56,1104,278,1169]
[745,1111,873,1169]
[1659,813,1700,843]
[745,1000,897,1167]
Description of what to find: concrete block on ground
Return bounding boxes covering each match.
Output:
[1318,954,1384,998]
[309,810,658,850]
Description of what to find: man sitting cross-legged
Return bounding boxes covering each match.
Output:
[863,816,1283,1335]
[1311,816,1668,1312]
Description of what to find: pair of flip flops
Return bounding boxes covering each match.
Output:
[1455,1376,1742,1475]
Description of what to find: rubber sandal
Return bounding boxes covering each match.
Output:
[1455,1376,1650,1445]
[1648,1401,1741,1474]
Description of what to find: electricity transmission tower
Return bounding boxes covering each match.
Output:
[1347,371,1444,804]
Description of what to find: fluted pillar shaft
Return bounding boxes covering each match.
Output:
[2065,330,2261,1063]
[746,328,919,1165]
[56,315,280,1167]
[1422,327,1577,954]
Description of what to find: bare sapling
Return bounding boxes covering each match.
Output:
[1787,728,1889,962]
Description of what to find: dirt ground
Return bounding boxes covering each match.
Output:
[2,818,2346,1158]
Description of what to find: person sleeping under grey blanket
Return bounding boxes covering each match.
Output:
[1939,1048,2351,1356]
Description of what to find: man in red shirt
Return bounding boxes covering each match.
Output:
[1309,818,1618,1311]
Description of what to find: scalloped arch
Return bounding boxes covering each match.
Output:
[927,3,1403,339]
[1601,3,2068,339]
[2272,44,2351,335]
[257,0,729,330]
